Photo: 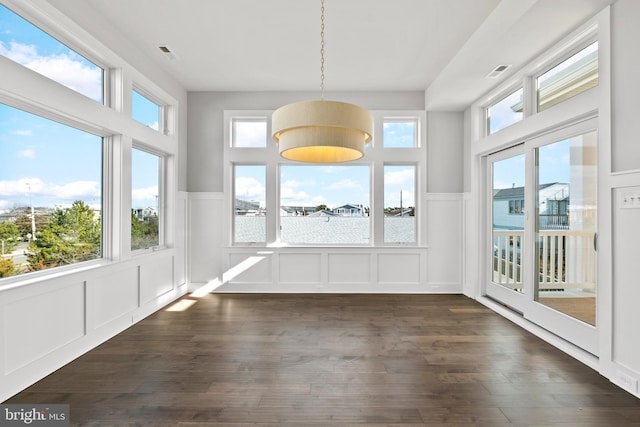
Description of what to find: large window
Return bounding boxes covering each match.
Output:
[0,103,102,277]
[384,165,416,243]
[280,165,370,245]
[0,4,104,103]
[131,147,161,250]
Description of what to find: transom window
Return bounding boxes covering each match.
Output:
[0,4,104,103]
[537,41,598,112]
[487,88,524,135]
[132,89,161,131]
[383,119,418,148]
[232,118,267,148]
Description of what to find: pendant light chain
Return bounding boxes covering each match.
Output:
[320,0,325,100]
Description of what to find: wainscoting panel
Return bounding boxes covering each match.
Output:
[3,281,85,374]
[426,195,463,288]
[227,252,272,284]
[377,253,421,285]
[279,253,322,284]
[140,253,175,304]
[90,266,139,329]
[328,253,371,284]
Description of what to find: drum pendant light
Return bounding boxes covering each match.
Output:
[271,0,372,163]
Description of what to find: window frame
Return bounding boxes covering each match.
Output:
[0,0,180,286]
[0,1,108,104]
[223,109,427,248]
[130,143,166,252]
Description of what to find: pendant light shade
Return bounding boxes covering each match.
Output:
[271,0,372,163]
[272,100,373,163]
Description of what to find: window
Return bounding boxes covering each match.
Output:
[132,89,161,131]
[131,147,161,250]
[232,118,267,147]
[537,41,598,112]
[383,119,417,147]
[384,165,416,243]
[509,199,524,214]
[487,88,524,135]
[0,103,102,277]
[280,165,370,244]
[0,4,104,103]
[224,110,425,247]
[234,165,266,243]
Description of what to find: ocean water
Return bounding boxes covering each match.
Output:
[235,216,415,244]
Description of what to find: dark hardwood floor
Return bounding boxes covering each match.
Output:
[6,293,640,426]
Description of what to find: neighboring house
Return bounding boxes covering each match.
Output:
[280,206,316,216]
[133,206,157,220]
[332,204,365,216]
[235,199,263,216]
[493,182,569,230]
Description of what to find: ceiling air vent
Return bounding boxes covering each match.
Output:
[157,45,178,60]
[486,64,510,79]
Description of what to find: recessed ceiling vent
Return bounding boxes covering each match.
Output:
[486,64,510,79]
[157,45,178,60]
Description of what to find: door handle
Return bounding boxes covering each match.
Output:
[593,232,598,252]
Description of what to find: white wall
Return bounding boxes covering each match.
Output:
[186,92,465,294]
[427,112,464,193]
[607,0,640,396]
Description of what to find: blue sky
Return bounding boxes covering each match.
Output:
[0,4,158,212]
[493,140,570,190]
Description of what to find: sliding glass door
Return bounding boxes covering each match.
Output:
[485,120,598,354]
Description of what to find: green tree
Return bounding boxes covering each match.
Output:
[0,257,17,278]
[0,221,21,254]
[131,211,159,250]
[315,204,328,212]
[27,201,100,271]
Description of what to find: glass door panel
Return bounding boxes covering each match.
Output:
[491,153,526,294]
[535,131,597,326]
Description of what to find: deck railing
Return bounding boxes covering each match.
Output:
[492,229,596,291]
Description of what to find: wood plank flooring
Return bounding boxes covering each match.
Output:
[6,293,640,426]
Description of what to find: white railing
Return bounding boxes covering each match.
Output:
[492,229,596,291]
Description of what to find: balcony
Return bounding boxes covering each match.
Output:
[492,229,596,291]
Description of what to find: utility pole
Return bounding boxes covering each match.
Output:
[27,183,36,240]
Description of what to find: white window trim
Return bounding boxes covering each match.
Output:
[224,109,427,248]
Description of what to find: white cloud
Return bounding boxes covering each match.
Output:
[0,41,102,102]
[50,181,100,199]
[132,186,158,201]
[0,178,101,204]
[235,176,264,199]
[327,179,361,191]
[280,185,309,202]
[17,148,36,159]
[385,168,414,185]
[12,129,32,136]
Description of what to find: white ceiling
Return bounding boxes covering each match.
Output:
[48,0,614,110]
